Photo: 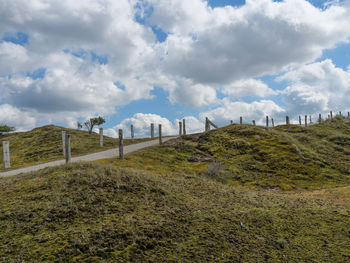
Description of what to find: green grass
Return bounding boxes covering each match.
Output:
[0,125,153,171]
[0,162,349,262]
[98,117,350,190]
[1,118,350,261]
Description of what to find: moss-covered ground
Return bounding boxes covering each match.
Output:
[0,162,349,262]
[99,116,350,190]
[0,118,350,261]
[0,125,152,171]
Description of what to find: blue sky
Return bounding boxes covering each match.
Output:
[0,0,350,137]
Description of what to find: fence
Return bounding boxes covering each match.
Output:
[1,111,349,169]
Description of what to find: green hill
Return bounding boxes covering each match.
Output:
[0,162,349,262]
[0,125,151,171]
[0,118,350,261]
[99,116,350,190]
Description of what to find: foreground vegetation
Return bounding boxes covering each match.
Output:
[0,118,349,261]
[0,125,151,171]
[100,116,350,190]
[0,162,349,262]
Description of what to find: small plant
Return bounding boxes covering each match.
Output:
[202,162,222,178]
[76,121,83,130]
[0,125,15,135]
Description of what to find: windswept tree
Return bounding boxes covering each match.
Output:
[84,117,105,134]
[0,125,15,135]
[77,121,83,130]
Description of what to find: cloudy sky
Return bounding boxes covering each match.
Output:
[1,0,350,137]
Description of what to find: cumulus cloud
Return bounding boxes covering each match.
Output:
[106,113,177,138]
[168,81,217,107]
[279,59,350,115]
[0,0,350,130]
[152,0,350,84]
[105,113,204,138]
[0,42,29,75]
[222,79,277,98]
[0,104,36,131]
[200,99,286,126]
[1,51,154,114]
[0,0,156,123]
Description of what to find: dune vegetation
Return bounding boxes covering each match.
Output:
[0,125,152,171]
[0,117,350,262]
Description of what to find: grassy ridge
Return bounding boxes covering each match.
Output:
[0,125,152,171]
[1,118,350,261]
[0,162,349,262]
[98,117,350,190]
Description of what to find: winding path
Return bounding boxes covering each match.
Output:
[0,137,176,177]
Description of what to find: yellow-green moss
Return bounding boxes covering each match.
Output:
[0,125,153,171]
[0,162,349,262]
[101,118,350,190]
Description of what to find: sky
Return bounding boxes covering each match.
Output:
[1,0,350,138]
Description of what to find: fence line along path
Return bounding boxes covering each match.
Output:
[0,137,176,178]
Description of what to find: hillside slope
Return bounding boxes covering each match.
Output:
[0,162,349,262]
[0,125,150,171]
[99,117,350,190]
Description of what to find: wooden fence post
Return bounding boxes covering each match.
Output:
[183,119,186,135]
[240,116,243,125]
[2,141,10,169]
[299,116,302,125]
[131,125,134,142]
[62,131,66,156]
[65,134,71,163]
[286,116,290,125]
[348,112,350,118]
[205,117,210,131]
[305,115,307,127]
[99,128,103,147]
[179,121,182,135]
[151,123,154,138]
[266,116,269,128]
[252,120,256,126]
[330,111,333,120]
[309,115,312,123]
[339,111,342,117]
[319,114,322,123]
[119,129,123,160]
[230,120,233,124]
[271,118,275,127]
[159,124,162,145]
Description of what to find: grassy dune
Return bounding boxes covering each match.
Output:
[0,162,349,262]
[0,125,152,171]
[99,116,350,190]
[0,118,350,261]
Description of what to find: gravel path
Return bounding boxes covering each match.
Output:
[0,137,176,177]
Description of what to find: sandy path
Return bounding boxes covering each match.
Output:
[0,137,176,177]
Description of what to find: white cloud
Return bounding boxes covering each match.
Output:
[0,0,156,118]
[0,104,36,131]
[152,0,350,84]
[200,99,286,126]
[222,79,277,98]
[0,42,29,75]
[174,115,204,134]
[279,59,350,114]
[167,81,217,107]
[0,0,350,131]
[107,113,177,138]
[105,113,204,138]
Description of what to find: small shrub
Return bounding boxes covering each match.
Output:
[202,162,222,178]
